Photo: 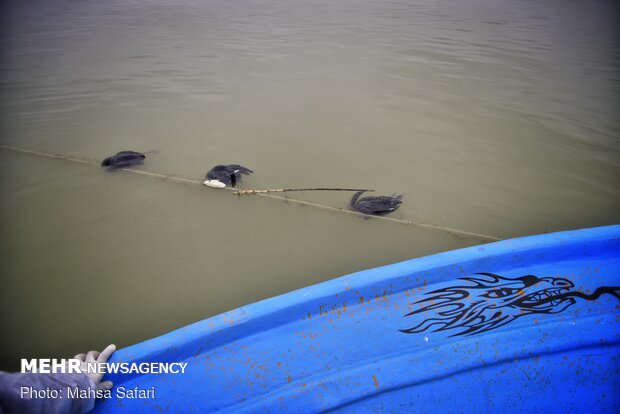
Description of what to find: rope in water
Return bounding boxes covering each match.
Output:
[233,188,373,195]
[0,143,502,242]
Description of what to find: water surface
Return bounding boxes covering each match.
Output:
[1,0,618,369]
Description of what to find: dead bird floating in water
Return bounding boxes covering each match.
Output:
[101,151,146,169]
[204,164,253,188]
[350,190,402,216]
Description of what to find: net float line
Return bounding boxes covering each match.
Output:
[0,143,502,242]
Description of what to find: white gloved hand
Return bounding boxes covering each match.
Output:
[73,344,116,391]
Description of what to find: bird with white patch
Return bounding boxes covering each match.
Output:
[203,164,253,188]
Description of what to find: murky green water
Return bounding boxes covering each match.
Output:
[1,0,618,369]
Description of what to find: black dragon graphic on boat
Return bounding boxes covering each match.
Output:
[400,273,620,337]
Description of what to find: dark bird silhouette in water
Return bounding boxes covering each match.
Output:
[204,165,253,188]
[350,190,402,216]
[101,151,146,169]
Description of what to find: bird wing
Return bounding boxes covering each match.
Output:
[358,196,402,214]
[228,165,253,175]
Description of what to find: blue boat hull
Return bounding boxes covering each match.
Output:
[94,226,620,413]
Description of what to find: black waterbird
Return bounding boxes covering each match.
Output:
[350,190,402,216]
[101,151,146,169]
[204,165,253,188]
